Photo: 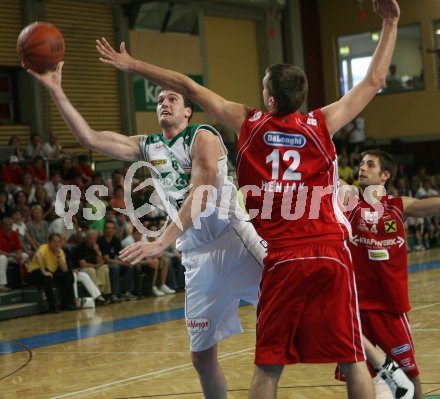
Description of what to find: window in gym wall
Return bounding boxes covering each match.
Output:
[337,24,424,96]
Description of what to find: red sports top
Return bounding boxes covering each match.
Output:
[237,109,350,251]
[348,194,410,313]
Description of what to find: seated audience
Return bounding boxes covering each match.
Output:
[0,190,13,221]
[8,136,25,161]
[31,186,56,222]
[42,133,65,160]
[73,229,116,302]
[24,133,44,161]
[0,218,28,288]
[13,191,31,224]
[26,233,76,312]
[74,154,94,183]
[1,155,24,186]
[27,155,48,185]
[43,170,64,203]
[27,205,49,247]
[98,220,136,300]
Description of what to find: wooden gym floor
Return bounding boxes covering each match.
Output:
[1,249,440,399]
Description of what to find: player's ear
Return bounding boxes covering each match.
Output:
[382,170,391,184]
[184,107,192,119]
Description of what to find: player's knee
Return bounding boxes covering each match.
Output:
[191,348,218,374]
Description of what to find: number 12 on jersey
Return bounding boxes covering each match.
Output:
[266,149,302,181]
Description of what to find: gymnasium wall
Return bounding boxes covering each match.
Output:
[130,15,262,140]
[319,0,440,141]
[129,30,206,135]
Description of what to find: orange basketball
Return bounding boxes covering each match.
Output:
[17,22,65,73]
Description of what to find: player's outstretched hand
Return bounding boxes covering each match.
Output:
[24,61,64,92]
[96,38,133,72]
[373,0,400,21]
[119,240,166,265]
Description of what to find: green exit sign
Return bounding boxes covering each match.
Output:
[134,74,204,112]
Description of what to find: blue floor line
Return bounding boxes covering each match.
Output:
[1,260,439,356]
[0,307,185,355]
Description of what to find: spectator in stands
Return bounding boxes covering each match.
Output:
[86,171,106,190]
[60,156,76,183]
[26,155,47,184]
[411,166,427,193]
[73,229,116,302]
[0,190,13,221]
[108,170,124,197]
[42,132,66,160]
[11,209,38,256]
[27,205,49,247]
[338,155,354,184]
[1,155,24,186]
[24,133,44,161]
[416,178,438,199]
[397,177,413,197]
[31,185,56,222]
[109,185,126,209]
[121,227,161,297]
[385,64,403,92]
[0,218,27,288]
[27,233,77,312]
[74,154,93,183]
[8,136,25,161]
[84,195,108,234]
[345,117,366,152]
[15,172,36,204]
[349,144,362,175]
[73,268,108,306]
[13,191,31,223]
[115,212,131,240]
[164,240,184,292]
[98,220,136,300]
[43,170,63,203]
[71,169,86,199]
[147,224,175,295]
[396,163,409,182]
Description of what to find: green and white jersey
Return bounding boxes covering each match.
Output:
[139,124,246,251]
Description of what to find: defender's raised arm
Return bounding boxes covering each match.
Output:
[322,0,400,136]
[96,38,251,134]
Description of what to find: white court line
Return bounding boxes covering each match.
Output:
[48,347,254,399]
[411,302,440,311]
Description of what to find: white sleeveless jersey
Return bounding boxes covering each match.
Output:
[139,124,247,251]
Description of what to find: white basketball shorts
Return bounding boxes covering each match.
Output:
[182,221,266,352]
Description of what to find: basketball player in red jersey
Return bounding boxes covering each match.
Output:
[95,0,399,397]
[341,149,435,399]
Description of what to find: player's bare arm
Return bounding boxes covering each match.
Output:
[96,38,251,134]
[321,0,400,136]
[402,196,440,218]
[25,61,143,161]
[120,130,220,264]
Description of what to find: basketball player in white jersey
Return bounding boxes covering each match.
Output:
[25,66,265,399]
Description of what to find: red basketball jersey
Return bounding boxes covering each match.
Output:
[348,194,410,313]
[237,109,351,250]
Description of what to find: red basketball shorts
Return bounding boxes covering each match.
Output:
[361,310,419,378]
[255,243,365,365]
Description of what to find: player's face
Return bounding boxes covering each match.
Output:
[358,155,389,189]
[156,90,191,128]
